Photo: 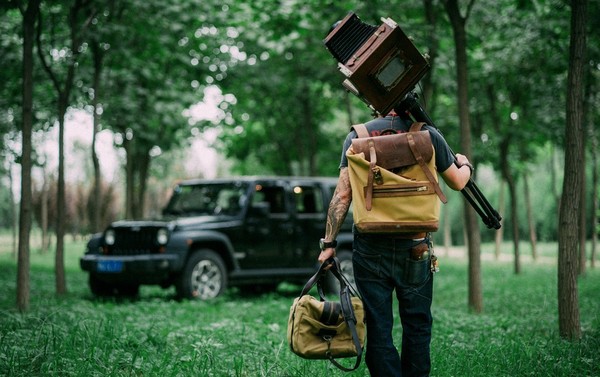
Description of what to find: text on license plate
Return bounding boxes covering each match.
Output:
[97,260,123,273]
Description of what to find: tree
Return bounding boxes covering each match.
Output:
[16,0,42,312]
[98,0,205,218]
[36,0,96,295]
[558,0,587,340]
[442,0,483,312]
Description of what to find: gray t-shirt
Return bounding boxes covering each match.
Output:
[339,115,455,173]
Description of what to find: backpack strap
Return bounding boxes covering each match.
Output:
[407,123,447,203]
[352,123,369,138]
[351,124,377,210]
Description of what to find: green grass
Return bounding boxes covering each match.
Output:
[0,238,599,376]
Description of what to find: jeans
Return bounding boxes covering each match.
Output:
[353,232,433,377]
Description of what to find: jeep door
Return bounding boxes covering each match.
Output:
[239,181,294,268]
[289,181,327,268]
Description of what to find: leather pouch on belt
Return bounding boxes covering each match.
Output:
[410,243,429,261]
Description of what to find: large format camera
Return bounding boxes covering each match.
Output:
[324,12,430,116]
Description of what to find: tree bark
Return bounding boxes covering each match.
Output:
[41,168,49,253]
[9,157,17,258]
[91,41,103,233]
[135,151,151,219]
[523,174,538,261]
[443,0,483,313]
[494,180,505,260]
[17,0,42,312]
[499,139,520,274]
[591,121,598,269]
[558,0,586,340]
[578,151,586,275]
[55,95,68,295]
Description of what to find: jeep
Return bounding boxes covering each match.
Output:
[80,176,354,299]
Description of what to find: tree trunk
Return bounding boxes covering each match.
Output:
[494,180,505,260]
[91,42,103,233]
[37,0,92,295]
[486,85,504,261]
[124,138,134,219]
[578,151,586,275]
[41,168,49,253]
[551,146,561,209]
[17,0,42,312]
[591,121,598,269]
[55,96,68,296]
[9,157,17,258]
[558,0,586,340]
[134,151,151,219]
[500,141,520,274]
[523,174,538,261]
[444,0,483,313]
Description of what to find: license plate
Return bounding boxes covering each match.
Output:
[97,260,123,273]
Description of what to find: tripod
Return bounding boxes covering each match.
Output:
[395,92,502,230]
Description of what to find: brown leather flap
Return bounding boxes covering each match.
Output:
[350,131,433,170]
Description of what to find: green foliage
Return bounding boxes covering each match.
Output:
[0,0,598,239]
[0,239,599,376]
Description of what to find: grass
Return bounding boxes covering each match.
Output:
[0,237,599,376]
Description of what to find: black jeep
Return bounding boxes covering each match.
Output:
[80,176,354,299]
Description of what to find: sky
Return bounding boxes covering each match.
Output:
[6,87,224,199]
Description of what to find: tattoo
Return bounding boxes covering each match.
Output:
[325,168,352,241]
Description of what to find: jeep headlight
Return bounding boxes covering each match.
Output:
[156,228,169,245]
[104,229,116,245]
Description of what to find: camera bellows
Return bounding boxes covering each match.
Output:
[325,13,378,64]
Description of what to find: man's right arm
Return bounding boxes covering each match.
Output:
[318,167,352,264]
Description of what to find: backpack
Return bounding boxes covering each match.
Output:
[346,122,447,233]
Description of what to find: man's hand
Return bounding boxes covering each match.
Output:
[455,153,471,169]
[318,248,336,264]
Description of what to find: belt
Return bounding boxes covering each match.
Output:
[392,232,427,239]
[366,232,426,239]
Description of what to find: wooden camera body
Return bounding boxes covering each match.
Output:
[324,12,430,116]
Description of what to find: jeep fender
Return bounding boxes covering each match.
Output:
[171,230,240,272]
[85,233,103,254]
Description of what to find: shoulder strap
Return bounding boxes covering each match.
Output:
[351,123,369,138]
[408,123,447,203]
[351,123,376,210]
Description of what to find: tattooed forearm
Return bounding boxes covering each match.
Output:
[325,168,352,241]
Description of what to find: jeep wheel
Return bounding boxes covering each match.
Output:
[325,250,356,295]
[89,274,115,297]
[176,249,227,300]
[116,284,140,297]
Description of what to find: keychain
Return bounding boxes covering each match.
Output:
[429,239,439,273]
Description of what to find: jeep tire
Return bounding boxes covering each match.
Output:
[89,274,114,297]
[176,249,227,300]
[89,275,139,298]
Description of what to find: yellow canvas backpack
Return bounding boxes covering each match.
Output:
[347,122,447,233]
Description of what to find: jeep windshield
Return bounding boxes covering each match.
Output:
[163,182,249,217]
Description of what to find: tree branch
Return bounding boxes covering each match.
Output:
[36,10,61,94]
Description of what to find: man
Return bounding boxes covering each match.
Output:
[317,111,472,377]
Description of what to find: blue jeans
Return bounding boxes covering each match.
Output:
[353,232,433,377]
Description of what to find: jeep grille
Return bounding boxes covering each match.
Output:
[105,227,163,255]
